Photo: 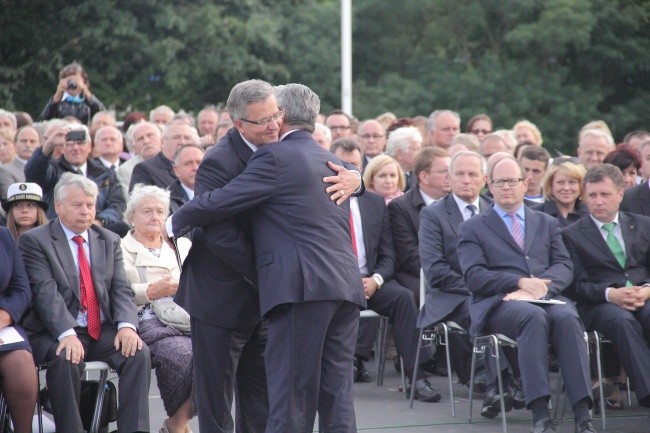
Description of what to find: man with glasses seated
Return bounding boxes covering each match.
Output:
[457,156,595,433]
[357,119,387,169]
[325,109,353,141]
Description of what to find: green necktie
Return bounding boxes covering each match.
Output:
[602,222,633,287]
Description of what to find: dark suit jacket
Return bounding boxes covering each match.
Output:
[168,179,190,215]
[0,158,26,201]
[129,152,177,192]
[621,181,650,217]
[173,129,366,316]
[531,199,588,228]
[418,194,492,326]
[562,212,650,309]
[387,188,428,292]
[24,147,126,225]
[18,220,138,339]
[173,127,260,331]
[356,192,397,280]
[457,206,573,336]
[0,227,32,325]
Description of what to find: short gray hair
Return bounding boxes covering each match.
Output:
[385,127,421,157]
[0,109,17,130]
[426,110,460,132]
[125,184,170,225]
[579,128,615,149]
[313,123,331,141]
[149,105,175,120]
[174,143,205,165]
[54,173,98,202]
[226,79,275,121]
[449,150,486,174]
[275,83,320,133]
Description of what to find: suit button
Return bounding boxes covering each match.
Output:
[525,256,529,260]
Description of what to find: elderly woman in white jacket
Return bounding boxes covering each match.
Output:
[121,184,193,433]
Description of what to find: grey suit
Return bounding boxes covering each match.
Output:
[19,220,150,433]
[0,158,26,200]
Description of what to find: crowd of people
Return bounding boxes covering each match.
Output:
[0,61,648,433]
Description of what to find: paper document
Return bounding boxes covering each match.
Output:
[0,326,24,344]
[515,299,566,305]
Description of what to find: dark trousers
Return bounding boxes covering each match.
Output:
[486,300,591,408]
[265,300,358,433]
[579,301,650,404]
[355,280,431,380]
[190,317,268,433]
[30,323,151,433]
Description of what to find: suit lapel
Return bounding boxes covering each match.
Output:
[641,186,650,216]
[619,212,635,266]
[523,208,540,253]
[445,195,464,236]
[88,228,109,312]
[51,221,81,302]
[357,195,375,256]
[229,128,255,166]
[579,217,615,261]
[486,208,521,251]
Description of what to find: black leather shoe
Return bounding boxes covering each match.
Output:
[407,378,441,403]
[507,375,526,410]
[575,420,596,433]
[531,418,557,433]
[353,357,373,383]
[481,388,514,419]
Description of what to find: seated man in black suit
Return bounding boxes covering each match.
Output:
[19,173,150,433]
[168,143,204,214]
[419,151,522,416]
[333,139,440,401]
[457,156,594,433]
[24,123,129,236]
[562,163,650,409]
[621,139,650,216]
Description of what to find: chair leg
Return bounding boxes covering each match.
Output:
[376,317,388,386]
[0,393,6,433]
[409,328,425,408]
[90,369,109,433]
[492,336,508,433]
[399,357,406,394]
[36,367,44,433]
[467,337,480,423]
[442,324,456,417]
[594,332,607,430]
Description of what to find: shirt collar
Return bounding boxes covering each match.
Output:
[59,220,89,243]
[452,193,480,212]
[238,131,259,153]
[590,212,620,230]
[493,204,525,220]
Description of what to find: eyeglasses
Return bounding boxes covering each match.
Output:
[491,178,524,187]
[64,141,87,147]
[240,109,284,126]
[471,129,491,135]
[329,125,351,132]
[551,155,581,166]
[359,133,385,140]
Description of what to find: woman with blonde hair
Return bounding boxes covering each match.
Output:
[362,154,406,204]
[513,119,543,146]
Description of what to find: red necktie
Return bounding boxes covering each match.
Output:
[349,210,357,257]
[73,235,101,340]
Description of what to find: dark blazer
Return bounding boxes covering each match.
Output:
[24,147,126,225]
[387,188,428,292]
[357,192,396,279]
[562,212,650,307]
[173,129,366,316]
[174,127,260,331]
[129,152,177,192]
[41,95,106,125]
[18,220,138,339]
[531,199,588,228]
[621,181,650,217]
[0,227,32,326]
[418,194,492,327]
[168,179,190,215]
[457,206,573,336]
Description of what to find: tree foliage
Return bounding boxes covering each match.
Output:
[0,0,647,153]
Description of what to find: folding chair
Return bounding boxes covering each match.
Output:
[359,309,406,391]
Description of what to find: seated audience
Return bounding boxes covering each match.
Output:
[0,127,16,165]
[312,123,332,151]
[0,110,17,134]
[149,105,175,130]
[513,119,543,146]
[2,182,48,240]
[121,185,195,433]
[424,110,460,149]
[19,173,150,433]
[465,113,493,142]
[385,126,422,191]
[520,146,551,203]
[532,156,588,227]
[577,129,615,170]
[169,144,204,214]
[362,154,406,204]
[117,121,163,199]
[562,163,650,410]
[40,62,106,125]
[621,140,650,216]
[603,144,641,189]
[0,226,38,433]
[358,119,387,168]
[479,134,509,160]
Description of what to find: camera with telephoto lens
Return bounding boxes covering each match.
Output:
[66,130,87,142]
[67,80,78,90]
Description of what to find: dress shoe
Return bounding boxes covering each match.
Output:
[481,388,513,419]
[575,420,596,433]
[407,378,441,402]
[507,375,526,410]
[353,357,373,383]
[531,418,557,433]
[466,368,488,394]
[420,359,447,377]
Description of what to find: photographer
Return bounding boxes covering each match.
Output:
[41,62,106,125]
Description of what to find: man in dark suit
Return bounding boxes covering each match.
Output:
[168,144,204,214]
[24,123,129,236]
[171,82,364,433]
[334,139,440,401]
[562,163,650,409]
[387,147,450,297]
[621,140,650,216]
[457,156,594,433]
[129,120,198,192]
[19,173,150,433]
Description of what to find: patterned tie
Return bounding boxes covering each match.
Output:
[507,211,524,249]
[73,236,101,339]
[349,210,357,257]
[466,204,477,218]
[601,223,632,286]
